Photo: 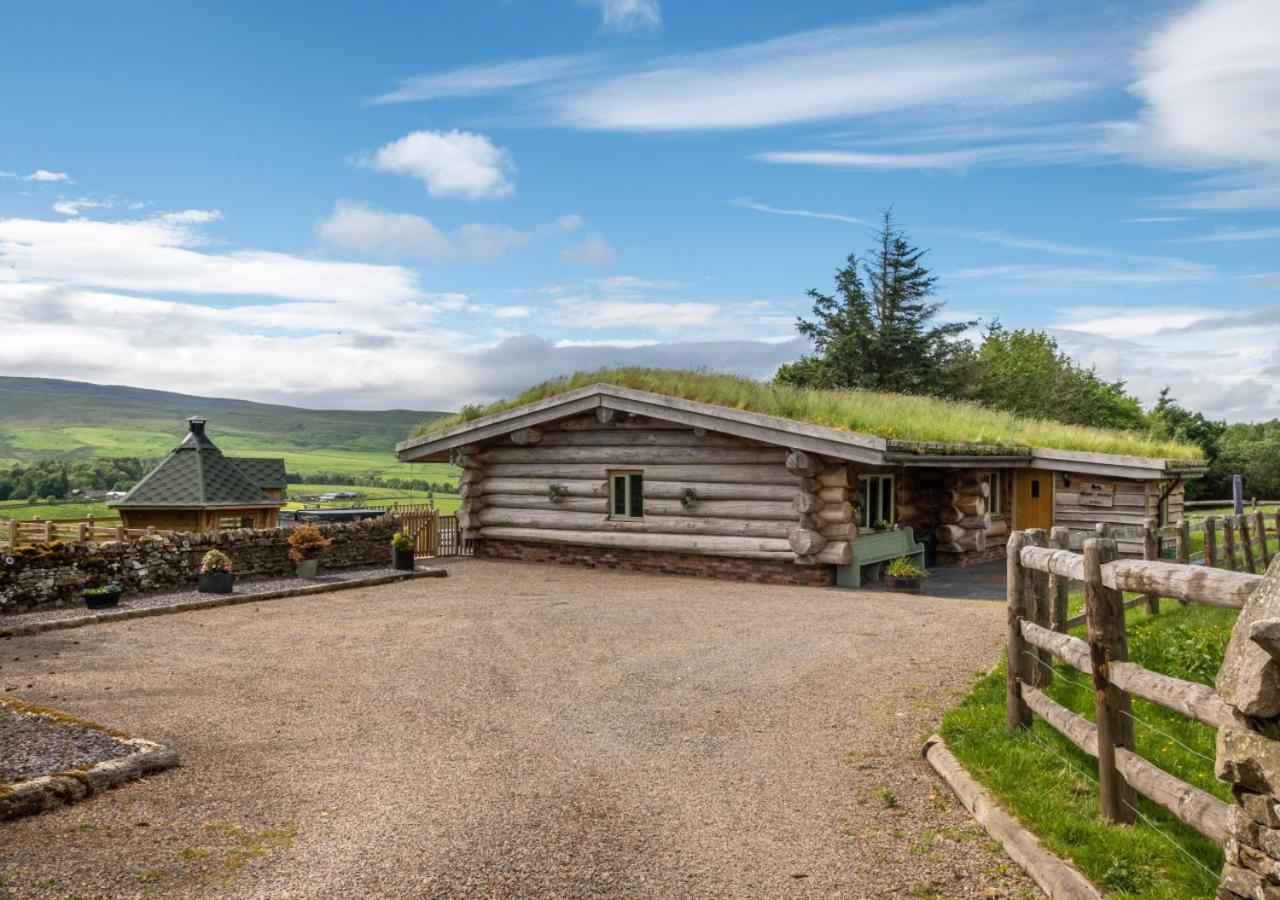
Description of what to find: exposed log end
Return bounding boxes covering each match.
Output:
[785,449,821,477]
[595,407,615,424]
[511,427,543,446]
[788,527,827,556]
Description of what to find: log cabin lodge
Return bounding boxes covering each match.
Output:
[397,374,1205,587]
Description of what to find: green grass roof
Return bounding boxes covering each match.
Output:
[417,368,1201,461]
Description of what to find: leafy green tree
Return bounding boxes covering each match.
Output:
[961,325,1146,430]
[776,210,972,394]
[1146,388,1226,498]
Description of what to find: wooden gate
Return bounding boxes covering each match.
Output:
[386,504,472,557]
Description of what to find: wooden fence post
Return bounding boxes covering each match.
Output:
[1142,517,1160,614]
[1006,531,1032,731]
[1083,537,1137,825]
[1241,515,1258,574]
[1024,529,1052,686]
[6,520,16,549]
[1049,525,1071,632]
[1255,509,1271,568]
[1204,515,1219,570]
[1224,516,1239,571]
[1176,519,1191,565]
[43,520,54,541]
[1095,522,1111,538]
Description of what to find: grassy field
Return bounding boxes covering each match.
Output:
[941,594,1233,899]
[286,484,460,516]
[423,367,1201,459]
[0,498,114,521]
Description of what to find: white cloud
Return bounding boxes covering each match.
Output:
[554,298,717,331]
[369,54,597,104]
[1170,227,1280,244]
[731,197,873,227]
[52,197,113,217]
[754,140,1104,172]
[562,232,616,265]
[314,202,583,262]
[0,211,420,305]
[583,0,662,33]
[1121,0,1280,209]
[24,169,72,183]
[548,5,1099,132]
[316,202,455,262]
[359,129,515,200]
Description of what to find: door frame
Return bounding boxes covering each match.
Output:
[1012,469,1055,531]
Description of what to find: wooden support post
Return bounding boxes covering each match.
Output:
[1240,515,1258,574]
[1083,537,1137,825]
[1175,519,1191,566]
[1203,515,1218,570]
[1006,531,1032,730]
[1024,529,1052,686]
[6,520,16,549]
[1142,517,1160,615]
[1223,515,1238,571]
[1049,525,1072,633]
[1255,509,1270,568]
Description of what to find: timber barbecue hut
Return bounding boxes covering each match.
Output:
[397,370,1205,587]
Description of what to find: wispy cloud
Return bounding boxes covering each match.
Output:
[355,129,516,200]
[24,169,72,183]
[583,0,662,34]
[316,202,584,262]
[1169,226,1280,244]
[730,197,873,227]
[369,54,598,105]
[546,4,1105,132]
[562,232,617,266]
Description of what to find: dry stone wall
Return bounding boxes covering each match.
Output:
[0,516,398,614]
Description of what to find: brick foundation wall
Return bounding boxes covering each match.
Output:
[0,516,400,614]
[477,539,836,587]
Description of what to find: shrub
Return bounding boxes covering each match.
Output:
[83,582,121,596]
[391,531,413,551]
[885,556,926,578]
[200,549,232,574]
[287,525,332,561]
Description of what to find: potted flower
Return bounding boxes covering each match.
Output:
[288,524,332,579]
[82,583,122,609]
[391,531,415,571]
[883,556,927,595]
[198,549,235,594]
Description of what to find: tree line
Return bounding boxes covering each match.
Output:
[777,210,1259,500]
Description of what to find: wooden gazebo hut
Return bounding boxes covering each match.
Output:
[109,418,285,532]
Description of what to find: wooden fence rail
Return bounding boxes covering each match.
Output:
[1007,528,1244,848]
[0,516,160,551]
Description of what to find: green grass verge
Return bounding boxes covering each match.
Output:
[418,367,1200,459]
[941,595,1233,899]
[286,484,460,516]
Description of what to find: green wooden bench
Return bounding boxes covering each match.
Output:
[836,526,927,588]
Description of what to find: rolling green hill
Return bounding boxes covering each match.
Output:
[0,376,449,481]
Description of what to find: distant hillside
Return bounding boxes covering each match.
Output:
[0,376,449,480]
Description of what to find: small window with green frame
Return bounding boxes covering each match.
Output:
[609,470,644,520]
[987,471,1003,518]
[859,474,895,529]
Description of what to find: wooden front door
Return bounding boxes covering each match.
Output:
[1014,471,1054,531]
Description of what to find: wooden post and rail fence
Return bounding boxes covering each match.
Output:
[1006,527,1262,855]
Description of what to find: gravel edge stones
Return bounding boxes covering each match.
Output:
[0,699,180,821]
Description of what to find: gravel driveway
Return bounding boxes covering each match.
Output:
[0,560,1032,898]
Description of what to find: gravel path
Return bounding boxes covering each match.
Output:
[0,566,401,630]
[0,560,1034,898]
[0,705,135,783]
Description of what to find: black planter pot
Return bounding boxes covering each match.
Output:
[198,572,235,594]
[393,548,415,571]
[884,575,923,595]
[83,589,122,610]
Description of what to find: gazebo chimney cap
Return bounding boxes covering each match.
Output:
[187,417,208,434]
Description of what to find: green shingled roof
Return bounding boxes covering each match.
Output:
[110,419,283,508]
[233,457,287,490]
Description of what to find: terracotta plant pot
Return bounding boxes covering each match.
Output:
[295,558,319,580]
[198,572,235,594]
[393,548,415,571]
[884,574,923,595]
[83,588,122,610]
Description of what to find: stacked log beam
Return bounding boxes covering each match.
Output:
[786,451,854,566]
[453,445,485,537]
[935,471,990,555]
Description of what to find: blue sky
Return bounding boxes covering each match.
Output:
[1,0,1277,418]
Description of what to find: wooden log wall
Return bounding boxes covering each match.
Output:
[935,470,990,556]
[784,451,854,566]
[1054,474,1183,555]
[459,413,834,563]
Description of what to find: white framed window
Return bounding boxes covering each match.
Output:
[609,470,644,520]
[860,474,895,529]
[988,472,1003,518]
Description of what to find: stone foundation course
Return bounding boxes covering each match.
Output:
[477,538,836,587]
[0,516,400,614]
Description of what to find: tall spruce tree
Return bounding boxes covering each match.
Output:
[776,210,972,394]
